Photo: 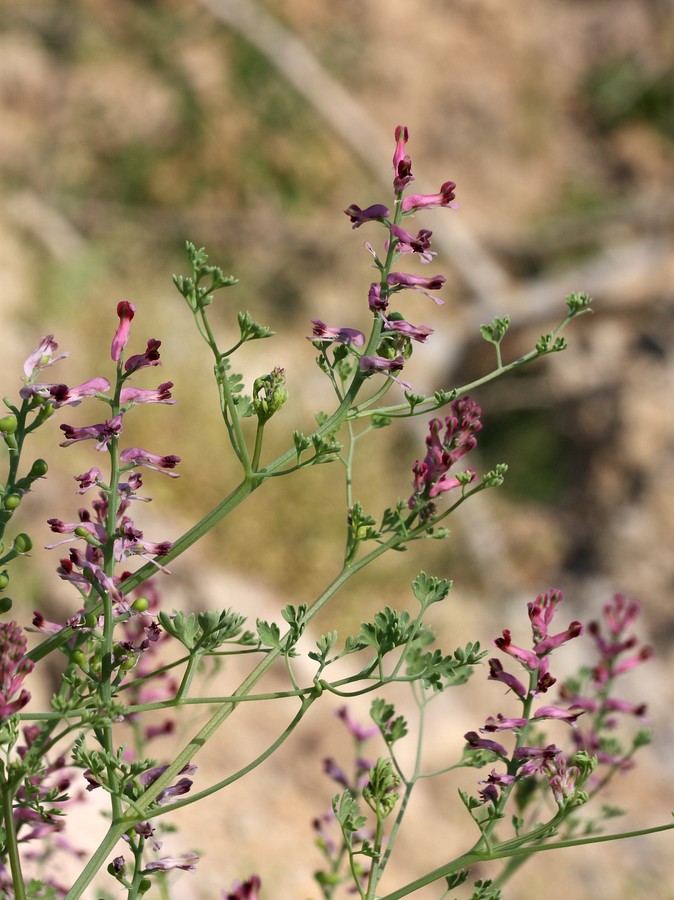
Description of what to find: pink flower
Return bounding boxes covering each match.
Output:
[144,852,199,872]
[119,382,174,406]
[73,467,103,493]
[493,630,540,670]
[343,203,390,229]
[358,354,411,391]
[48,377,111,406]
[532,705,585,726]
[392,125,414,193]
[308,320,365,347]
[223,875,261,900]
[464,731,508,758]
[368,282,387,312]
[0,621,34,719]
[23,336,68,379]
[382,317,434,343]
[119,447,181,476]
[386,271,446,303]
[401,181,458,213]
[388,225,435,263]
[111,301,136,361]
[124,339,162,373]
[59,415,123,450]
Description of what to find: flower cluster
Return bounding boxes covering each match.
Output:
[559,593,652,771]
[408,397,483,514]
[465,590,586,807]
[307,126,459,393]
[0,621,34,719]
[28,302,179,633]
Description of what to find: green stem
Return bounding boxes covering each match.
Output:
[65,535,403,899]
[378,819,674,900]
[0,771,26,900]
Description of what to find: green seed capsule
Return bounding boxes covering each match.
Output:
[131,597,149,613]
[0,572,8,591]
[0,598,12,614]
[13,533,32,553]
[29,459,48,478]
[0,415,17,435]
[3,494,21,511]
[71,650,86,669]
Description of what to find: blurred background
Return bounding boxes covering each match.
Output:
[2,1,674,897]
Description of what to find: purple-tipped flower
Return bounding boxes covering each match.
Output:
[48,378,111,406]
[23,336,68,379]
[513,743,562,777]
[532,705,584,727]
[344,203,390,229]
[368,282,387,312]
[487,658,526,699]
[478,769,516,804]
[223,875,261,900]
[481,714,528,732]
[119,382,175,406]
[359,354,410,391]
[0,622,34,719]
[387,271,446,303]
[401,181,458,213]
[493,630,540,670]
[409,399,482,509]
[308,320,365,347]
[464,731,508,758]
[111,301,136,362]
[388,225,435,263]
[124,339,162,374]
[144,852,199,872]
[392,125,414,193]
[59,415,123,450]
[119,447,181,476]
[382,317,434,343]
[73,467,103,493]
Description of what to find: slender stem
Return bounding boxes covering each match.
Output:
[65,535,403,899]
[0,771,26,900]
[378,819,674,900]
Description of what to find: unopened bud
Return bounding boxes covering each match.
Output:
[13,533,32,554]
[0,415,17,435]
[29,459,48,478]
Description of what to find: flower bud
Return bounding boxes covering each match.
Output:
[253,367,288,423]
[29,459,48,478]
[13,533,32,554]
[0,415,17,435]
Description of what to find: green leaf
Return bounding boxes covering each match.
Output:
[309,631,338,663]
[371,699,408,744]
[411,571,452,607]
[256,619,282,650]
[333,790,367,833]
[480,315,510,345]
[362,757,400,818]
[356,607,414,655]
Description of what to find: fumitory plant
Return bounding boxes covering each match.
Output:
[0,125,669,900]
